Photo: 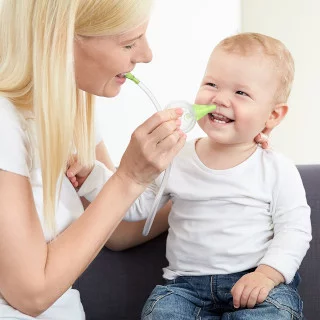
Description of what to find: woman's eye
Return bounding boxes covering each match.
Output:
[206,83,217,88]
[124,43,136,50]
[236,91,249,97]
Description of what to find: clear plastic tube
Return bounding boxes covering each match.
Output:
[136,82,172,236]
[125,74,216,236]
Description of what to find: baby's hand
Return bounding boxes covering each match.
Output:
[231,271,275,309]
[254,128,272,149]
[255,132,269,149]
[66,156,94,189]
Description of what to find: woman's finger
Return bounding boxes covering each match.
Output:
[138,108,183,135]
[157,129,185,152]
[149,119,181,145]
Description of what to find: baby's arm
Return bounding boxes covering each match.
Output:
[258,160,311,283]
[232,158,311,309]
[123,180,170,221]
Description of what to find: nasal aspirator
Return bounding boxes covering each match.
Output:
[125,73,216,236]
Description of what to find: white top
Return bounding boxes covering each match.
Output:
[124,140,312,284]
[0,97,104,319]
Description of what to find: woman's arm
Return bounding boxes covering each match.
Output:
[95,140,170,251]
[0,109,185,317]
[106,200,170,251]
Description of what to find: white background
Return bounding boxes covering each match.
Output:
[96,0,241,165]
[242,0,320,164]
[96,0,320,165]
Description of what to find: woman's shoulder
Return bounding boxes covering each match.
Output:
[0,96,20,118]
[0,96,33,177]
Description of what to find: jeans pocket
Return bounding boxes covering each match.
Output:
[266,283,303,320]
[141,285,174,318]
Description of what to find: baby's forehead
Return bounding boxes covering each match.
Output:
[208,48,277,73]
[205,48,281,91]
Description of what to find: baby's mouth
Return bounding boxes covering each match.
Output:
[209,112,234,124]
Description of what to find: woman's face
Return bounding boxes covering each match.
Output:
[74,21,152,97]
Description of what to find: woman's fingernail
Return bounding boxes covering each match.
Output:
[175,108,183,115]
[179,130,187,138]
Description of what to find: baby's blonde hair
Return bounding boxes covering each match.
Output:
[217,32,295,103]
[0,0,153,235]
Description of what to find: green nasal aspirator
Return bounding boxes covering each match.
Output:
[125,73,216,133]
[125,72,216,236]
[165,101,216,133]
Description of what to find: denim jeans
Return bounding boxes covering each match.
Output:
[141,269,304,320]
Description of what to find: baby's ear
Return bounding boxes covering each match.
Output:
[265,103,288,129]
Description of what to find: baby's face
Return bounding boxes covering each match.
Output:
[196,48,279,146]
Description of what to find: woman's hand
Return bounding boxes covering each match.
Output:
[116,108,186,187]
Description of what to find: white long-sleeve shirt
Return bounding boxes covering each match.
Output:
[123,140,312,284]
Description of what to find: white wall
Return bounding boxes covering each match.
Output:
[241,0,320,164]
[96,0,241,165]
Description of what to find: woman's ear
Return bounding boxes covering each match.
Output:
[265,103,288,129]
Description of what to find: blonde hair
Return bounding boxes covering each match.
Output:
[0,0,152,234]
[216,32,295,103]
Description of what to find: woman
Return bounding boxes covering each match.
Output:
[0,0,185,318]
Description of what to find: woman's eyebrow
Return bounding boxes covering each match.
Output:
[120,33,144,44]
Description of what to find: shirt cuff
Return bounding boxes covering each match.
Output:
[77,160,113,202]
[258,256,296,284]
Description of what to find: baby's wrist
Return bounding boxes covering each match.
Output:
[255,265,285,286]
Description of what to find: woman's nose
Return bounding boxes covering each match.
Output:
[133,38,153,64]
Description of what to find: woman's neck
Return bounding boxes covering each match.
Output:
[195,137,258,170]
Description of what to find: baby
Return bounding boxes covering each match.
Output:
[123,33,311,319]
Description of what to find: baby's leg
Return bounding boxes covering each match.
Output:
[221,273,304,320]
[141,277,220,320]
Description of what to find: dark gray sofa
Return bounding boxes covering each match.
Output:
[73,165,320,320]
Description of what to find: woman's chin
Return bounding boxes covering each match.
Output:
[102,85,121,98]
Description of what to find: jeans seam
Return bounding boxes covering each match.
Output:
[265,296,302,320]
[143,289,174,317]
[195,306,202,320]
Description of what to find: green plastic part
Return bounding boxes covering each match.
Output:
[125,72,140,84]
[193,104,217,120]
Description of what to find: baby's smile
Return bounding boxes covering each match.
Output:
[209,112,234,124]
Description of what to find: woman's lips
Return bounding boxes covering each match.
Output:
[115,73,126,85]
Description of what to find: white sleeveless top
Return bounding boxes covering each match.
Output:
[0,97,103,319]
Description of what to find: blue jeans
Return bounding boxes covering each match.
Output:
[141,270,304,320]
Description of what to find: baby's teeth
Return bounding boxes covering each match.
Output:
[214,119,226,124]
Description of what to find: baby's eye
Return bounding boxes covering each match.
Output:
[236,91,249,97]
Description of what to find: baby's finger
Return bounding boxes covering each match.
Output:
[246,287,261,308]
[231,283,244,309]
[240,286,252,308]
[261,127,272,136]
[256,287,269,304]
[69,176,77,183]
[67,162,83,177]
